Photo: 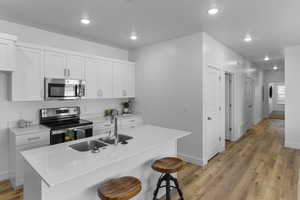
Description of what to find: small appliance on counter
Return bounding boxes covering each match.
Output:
[40,106,93,145]
[18,119,33,128]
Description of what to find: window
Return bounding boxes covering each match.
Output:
[277,85,285,104]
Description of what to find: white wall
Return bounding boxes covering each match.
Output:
[130,33,204,165]
[0,19,129,180]
[284,45,300,149]
[130,32,264,165]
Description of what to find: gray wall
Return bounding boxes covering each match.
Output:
[130,33,204,163]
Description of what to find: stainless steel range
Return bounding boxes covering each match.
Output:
[40,107,93,145]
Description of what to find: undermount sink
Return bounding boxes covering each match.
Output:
[99,134,133,145]
[69,140,107,152]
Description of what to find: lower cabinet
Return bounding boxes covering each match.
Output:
[9,127,50,189]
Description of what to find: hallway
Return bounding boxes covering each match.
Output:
[175,119,300,200]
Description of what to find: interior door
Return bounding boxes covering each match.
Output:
[206,66,222,160]
[245,78,254,130]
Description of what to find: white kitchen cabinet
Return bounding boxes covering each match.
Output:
[0,33,17,71]
[113,62,135,98]
[11,45,43,101]
[86,58,113,99]
[44,50,85,79]
[9,126,50,189]
[67,55,85,79]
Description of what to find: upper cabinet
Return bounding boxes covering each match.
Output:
[44,50,85,80]
[113,62,135,98]
[86,58,113,99]
[0,33,18,72]
[11,44,43,101]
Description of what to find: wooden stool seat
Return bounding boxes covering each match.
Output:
[152,157,184,174]
[97,176,142,200]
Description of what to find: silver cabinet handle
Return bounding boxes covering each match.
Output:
[64,68,67,77]
[68,68,70,77]
[207,117,212,120]
[27,136,41,141]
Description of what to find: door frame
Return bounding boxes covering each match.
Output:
[224,72,235,141]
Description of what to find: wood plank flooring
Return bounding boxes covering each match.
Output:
[171,118,300,200]
[0,118,298,200]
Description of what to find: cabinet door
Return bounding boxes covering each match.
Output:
[67,55,85,79]
[12,46,43,101]
[86,58,113,99]
[44,50,67,79]
[0,41,15,71]
[113,62,130,98]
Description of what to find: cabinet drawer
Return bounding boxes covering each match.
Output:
[16,132,50,147]
[121,118,137,125]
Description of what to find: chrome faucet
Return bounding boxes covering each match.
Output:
[111,110,119,145]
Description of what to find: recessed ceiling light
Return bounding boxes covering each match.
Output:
[244,34,252,42]
[81,18,90,25]
[130,33,138,40]
[208,8,219,15]
[273,65,278,70]
[264,56,270,61]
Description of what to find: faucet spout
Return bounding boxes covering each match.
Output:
[111,109,119,146]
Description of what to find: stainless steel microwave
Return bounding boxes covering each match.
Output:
[44,78,85,100]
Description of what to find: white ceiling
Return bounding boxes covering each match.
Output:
[0,0,299,69]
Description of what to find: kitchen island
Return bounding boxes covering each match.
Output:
[21,125,190,200]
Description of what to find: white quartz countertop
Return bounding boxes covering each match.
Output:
[10,125,50,136]
[21,125,190,187]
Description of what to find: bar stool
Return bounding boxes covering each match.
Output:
[152,157,184,200]
[97,176,142,200]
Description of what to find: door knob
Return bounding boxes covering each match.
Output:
[208,117,212,120]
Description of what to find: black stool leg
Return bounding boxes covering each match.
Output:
[165,174,171,200]
[170,176,184,200]
[153,174,165,200]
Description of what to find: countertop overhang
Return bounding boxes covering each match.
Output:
[21,125,191,187]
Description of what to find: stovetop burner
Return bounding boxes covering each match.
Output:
[42,119,93,130]
[40,106,93,130]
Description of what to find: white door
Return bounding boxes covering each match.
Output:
[12,46,43,101]
[245,78,255,130]
[67,55,85,79]
[86,58,113,99]
[44,50,67,79]
[0,42,15,71]
[113,62,130,98]
[206,66,222,160]
[225,73,232,140]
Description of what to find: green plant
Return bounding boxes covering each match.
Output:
[122,102,130,108]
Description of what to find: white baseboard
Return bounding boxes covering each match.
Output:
[0,171,9,181]
[178,153,206,166]
[285,141,300,150]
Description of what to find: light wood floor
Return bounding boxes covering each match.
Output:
[1,118,299,200]
[172,118,300,200]
[269,111,285,120]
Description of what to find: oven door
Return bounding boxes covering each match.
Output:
[50,125,93,145]
[45,78,85,100]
